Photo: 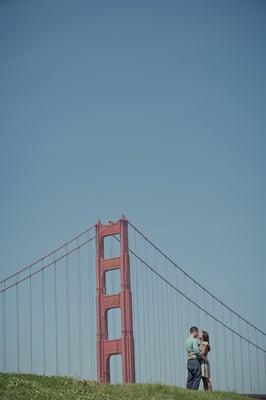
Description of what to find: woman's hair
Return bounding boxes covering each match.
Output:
[202,330,211,352]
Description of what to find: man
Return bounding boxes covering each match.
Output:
[185,326,201,390]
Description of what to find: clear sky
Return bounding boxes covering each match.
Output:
[0,0,265,336]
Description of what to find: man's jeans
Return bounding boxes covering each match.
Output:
[186,358,201,390]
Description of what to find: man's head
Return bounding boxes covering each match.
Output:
[189,326,199,338]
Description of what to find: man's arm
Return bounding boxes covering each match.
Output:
[191,339,200,355]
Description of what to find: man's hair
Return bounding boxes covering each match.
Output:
[190,326,199,334]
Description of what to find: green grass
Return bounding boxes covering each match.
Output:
[0,373,252,400]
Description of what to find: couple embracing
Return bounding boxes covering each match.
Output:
[185,326,213,391]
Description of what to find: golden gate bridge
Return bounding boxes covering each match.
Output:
[0,216,265,395]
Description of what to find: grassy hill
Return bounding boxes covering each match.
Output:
[0,372,252,400]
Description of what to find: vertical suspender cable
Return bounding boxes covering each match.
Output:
[77,240,83,378]
[255,329,260,393]
[3,281,6,371]
[134,231,143,382]
[161,256,166,384]
[221,305,228,390]
[165,257,171,385]
[184,276,191,328]
[16,273,20,373]
[42,260,46,375]
[263,333,266,390]
[247,323,252,393]
[239,317,244,393]
[154,249,162,383]
[204,291,211,345]
[176,270,184,387]
[80,245,84,378]
[169,261,176,385]
[144,238,151,382]
[188,288,191,326]
[212,296,219,390]
[29,266,33,373]
[134,236,142,382]
[151,247,156,382]
[65,245,71,376]
[230,312,236,392]
[203,291,208,329]
[194,283,198,328]
[142,235,148,382]
[54,253,59,375]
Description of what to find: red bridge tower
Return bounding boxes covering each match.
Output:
[95,216,135,383]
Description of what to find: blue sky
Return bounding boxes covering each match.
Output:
[0,0,265,335]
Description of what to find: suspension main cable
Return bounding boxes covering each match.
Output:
[128,220,266,336]
[126,245,266,353]
[0,235,96,294]
[0,224,96,285]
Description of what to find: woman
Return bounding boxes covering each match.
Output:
[199,330,213,392]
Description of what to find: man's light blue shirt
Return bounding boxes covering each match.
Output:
[185,336,200,360]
